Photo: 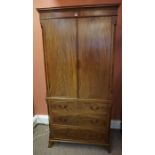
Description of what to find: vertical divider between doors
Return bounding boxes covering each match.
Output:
[76,17,79,98]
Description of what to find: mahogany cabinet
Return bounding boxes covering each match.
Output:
[38,5,118,152]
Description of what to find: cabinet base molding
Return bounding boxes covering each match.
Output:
[33,115,121,129]
[48,139,111,153]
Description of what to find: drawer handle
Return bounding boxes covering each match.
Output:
[91,119,99,124]
[63,105,67,109]
[59,118,67,123]
[58,105,67,109]
[90,105,99,111]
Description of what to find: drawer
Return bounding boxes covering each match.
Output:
[40,10,79,19]
[51,113,109,131]
[79,7,118,17]
[48,99,112,116]
[51,124,108,144]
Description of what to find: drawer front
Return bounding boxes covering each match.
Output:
[51,125,108,144]
[51,113,109,131]
[40,10,79,19]
[48,99,112,116]
[79,7,117,17]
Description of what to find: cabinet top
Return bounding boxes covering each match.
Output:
[37,4,119,12]
[37,4,119,20]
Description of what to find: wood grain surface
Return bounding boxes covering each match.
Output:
[38,5,118,152]
[51,113,109,130]
[78,17,113,99]
[48,99,111,116]
[51,124,108,144]
[41,18,77,97]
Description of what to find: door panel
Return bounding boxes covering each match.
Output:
[41,19,77,97]
[78,17,113,99]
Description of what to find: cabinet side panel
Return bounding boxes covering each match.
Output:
[78,17,113,99]
[41,18,77,97]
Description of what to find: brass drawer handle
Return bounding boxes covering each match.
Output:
[90,119,99,124]
[90,105,99,111]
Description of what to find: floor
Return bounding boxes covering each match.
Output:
[33,125,122,155]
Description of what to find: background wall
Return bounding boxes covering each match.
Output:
[33,0,122,119]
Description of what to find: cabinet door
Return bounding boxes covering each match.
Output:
[41,18,77,97]
[78,17,114,99]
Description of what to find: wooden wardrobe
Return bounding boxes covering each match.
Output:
[38,4,118,152]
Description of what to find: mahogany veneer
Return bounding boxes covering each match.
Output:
[38,4,118,153]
